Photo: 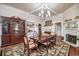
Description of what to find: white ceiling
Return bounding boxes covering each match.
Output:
[4,3,75,18]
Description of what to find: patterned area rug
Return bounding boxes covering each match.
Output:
[1,41,70,56]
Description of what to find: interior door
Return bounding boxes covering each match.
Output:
[38,24,42,39]
[55,22,62,36]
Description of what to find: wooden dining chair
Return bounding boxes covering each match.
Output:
[24,36,38,56]
[48,35,56,48]
[39,36,51,54]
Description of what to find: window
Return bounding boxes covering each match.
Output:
[45,20,52,26]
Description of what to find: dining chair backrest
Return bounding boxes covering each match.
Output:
[24,36,28,44]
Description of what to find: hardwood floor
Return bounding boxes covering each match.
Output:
[69,46,79,56]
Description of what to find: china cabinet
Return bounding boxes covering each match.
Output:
[1,16,25,47]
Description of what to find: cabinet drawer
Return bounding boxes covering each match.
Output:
[10,35,19,44]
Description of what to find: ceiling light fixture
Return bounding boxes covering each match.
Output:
[38,13,41,16]
[38,4,51,18]
[47,10,51,16]
[41,10,44,14]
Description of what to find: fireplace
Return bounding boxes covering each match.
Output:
[66,34,77,44]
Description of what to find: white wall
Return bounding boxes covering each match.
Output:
[63,4,79,19]
[42,13,64,36]
[0,4,42,22]
[62,4,79,41]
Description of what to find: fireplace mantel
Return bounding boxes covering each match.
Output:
[65,34,79,47]
[64,40,79,47]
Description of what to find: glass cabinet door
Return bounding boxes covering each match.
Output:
[19,21,24,34]
[10,21,19,35]
[2,20,8,34]
[10,20,25,35]
[18,21,25,35]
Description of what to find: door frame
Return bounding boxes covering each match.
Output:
[54,22,62,36]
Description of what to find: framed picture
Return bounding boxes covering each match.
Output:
[27,21,35,27]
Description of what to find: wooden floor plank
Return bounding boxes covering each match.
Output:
[69,46,79,56]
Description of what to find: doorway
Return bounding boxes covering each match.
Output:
[38,24,42,39]
[55,22,62,36]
